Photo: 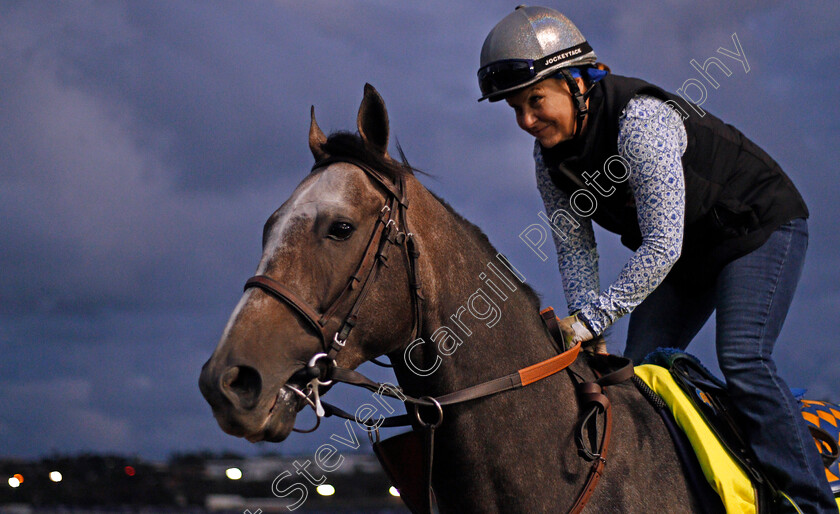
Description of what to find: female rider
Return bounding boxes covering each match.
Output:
[477,5,834,513]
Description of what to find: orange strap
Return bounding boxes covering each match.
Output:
[518,307,581,385]
[519,341,582,386]
[431,307,581,407]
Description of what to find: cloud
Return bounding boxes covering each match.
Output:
[1,377,130,456]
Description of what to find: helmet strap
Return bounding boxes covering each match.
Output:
[559,69,588,139]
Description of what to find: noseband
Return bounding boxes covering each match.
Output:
[243,156,424,425]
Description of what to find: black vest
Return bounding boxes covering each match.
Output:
[542,74,808,284]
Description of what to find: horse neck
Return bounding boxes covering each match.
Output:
[375,178,693,512]
[383,178,604,511]
[391,177,564,397]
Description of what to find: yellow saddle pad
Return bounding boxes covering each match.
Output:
[636,364,840,513]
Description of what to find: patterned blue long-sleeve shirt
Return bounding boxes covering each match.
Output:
[535,94,688,335]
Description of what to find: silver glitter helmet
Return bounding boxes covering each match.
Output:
[477,5,597,102]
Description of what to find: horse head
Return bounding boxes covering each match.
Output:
[199,84,423,442]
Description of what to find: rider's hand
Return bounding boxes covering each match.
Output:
[557,313,595,348]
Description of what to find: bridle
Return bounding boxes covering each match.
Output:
[244,155,424,425]
[243,155,634,514]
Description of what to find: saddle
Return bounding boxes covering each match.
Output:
[639,349,840,512]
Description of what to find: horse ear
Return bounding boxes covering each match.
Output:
[309,105,329,161]
[357,83,390,158]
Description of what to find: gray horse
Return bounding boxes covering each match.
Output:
[199,84,705,512]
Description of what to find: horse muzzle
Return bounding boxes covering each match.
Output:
[199,359,303,442]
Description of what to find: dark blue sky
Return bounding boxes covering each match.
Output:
[2,1,838,460]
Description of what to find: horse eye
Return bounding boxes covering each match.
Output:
[327,221,355,241]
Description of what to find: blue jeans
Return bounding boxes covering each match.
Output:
[624,218,835,513]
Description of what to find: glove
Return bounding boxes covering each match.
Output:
[557,313,595,348]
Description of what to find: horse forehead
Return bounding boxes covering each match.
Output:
[263,163,376,253]
[273,164,354,220]
[298,162,372,204]
[315,162,386,201]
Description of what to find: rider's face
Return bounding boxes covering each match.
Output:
[505,77,587,148]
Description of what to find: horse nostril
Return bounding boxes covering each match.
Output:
[220,366,262,410]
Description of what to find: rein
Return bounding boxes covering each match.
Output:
[319,312,633,514]
[245,157,634,513]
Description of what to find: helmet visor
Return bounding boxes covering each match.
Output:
[477,59,535,98]
[477,41,594,100]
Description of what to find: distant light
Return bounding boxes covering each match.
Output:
[124,466,136,477]
[389,486,400,497]
[316,484,335,496]
[8,477,20,488]
[49,471,63,483]
[225,467,242,480]
[13,474,23,484]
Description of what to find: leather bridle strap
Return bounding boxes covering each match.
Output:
[244,156,423,362]
[312,307,633,514]
[568,354,635,513]
[324,308,600,412]
[321,327,631,514]
[327,340,583,408]
[438,340,583,404]
[243,201,389,355]
[244,275,327,343]
[569,396,612,514]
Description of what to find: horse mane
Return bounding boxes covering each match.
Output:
[319,131,542,310]
[428,191,543,310]
[319,131,415,181]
